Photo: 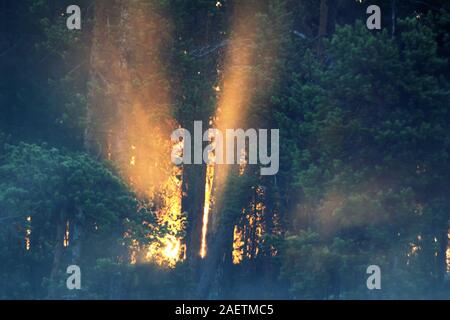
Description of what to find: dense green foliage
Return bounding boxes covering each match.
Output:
[0,143,161,298]
[275,14,450,299]
[1,0,450,299]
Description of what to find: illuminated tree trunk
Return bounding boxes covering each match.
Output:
[182,163,207,263]
[197,170,245,298]
[437,225,450,282]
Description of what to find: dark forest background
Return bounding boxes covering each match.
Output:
[1,0,450,299]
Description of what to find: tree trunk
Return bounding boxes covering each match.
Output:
[196,169,243,298]
[85,0,119,158]
[47,209,66,299]
[318,0,329,37]
[437,226,449,283]
[317,0,329,57]
[182,163,207,264]
[391,0,396,37]
[196,221,234,299]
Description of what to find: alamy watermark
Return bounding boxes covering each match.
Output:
[66,5,81,30]
[171,121,279,176]
[66,265,81,290]
[366,265,381,290]
[366,5,381,30]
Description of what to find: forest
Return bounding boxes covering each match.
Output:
[1,0,450,300]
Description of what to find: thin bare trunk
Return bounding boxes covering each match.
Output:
[317,0,329,56]
[392,0,396,36]
[47,209,65,299]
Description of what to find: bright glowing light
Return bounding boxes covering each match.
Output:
[89,1,186,268]
[25,216,32,251]
[447,230,450,274]
[144,164,185,268]
[232,225,244,264]
[211,2,279,264]
[63,221,70,248]
[407,243,420,258]
[163,235,181,261]
[200,163,215,258]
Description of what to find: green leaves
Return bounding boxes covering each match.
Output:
[276,12,450,298]
[0,143,157,298]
